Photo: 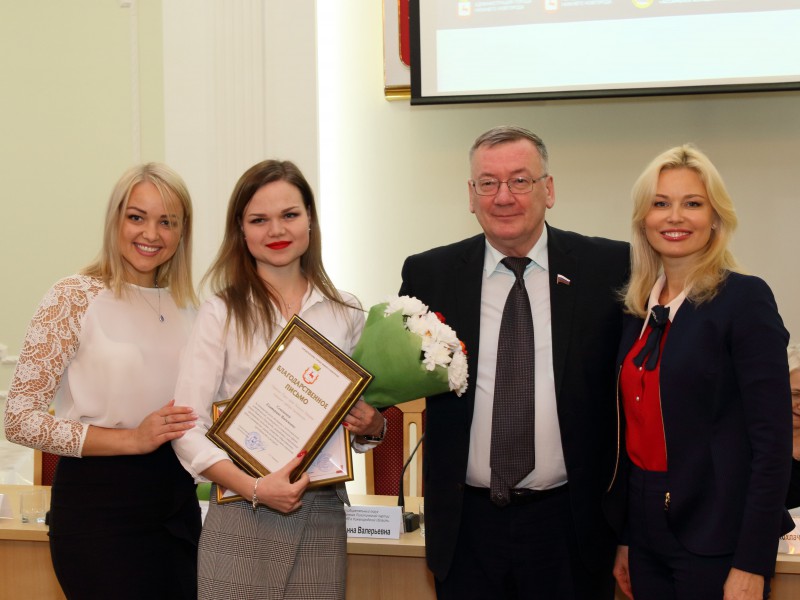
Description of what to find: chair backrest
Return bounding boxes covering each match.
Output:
[364,398,425,497]
[33,449,60,486]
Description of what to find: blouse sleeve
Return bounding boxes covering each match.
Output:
[171,298,232,481]
[3,276,102,457]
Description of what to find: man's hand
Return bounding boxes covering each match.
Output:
[723,567,763,600]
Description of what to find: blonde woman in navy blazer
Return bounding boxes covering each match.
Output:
[606,145,793,600]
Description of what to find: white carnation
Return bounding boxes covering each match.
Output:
[448,350,469,396]
[405,313,433,337]
[384,295,428,317]
[379,295,469,397]
[422,343,453,371]
[432,322,459,347]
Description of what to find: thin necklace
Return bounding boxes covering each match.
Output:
[281,297,297,319]
[264,277,306,318]
[137,278,165,323]
[281,284,307,317]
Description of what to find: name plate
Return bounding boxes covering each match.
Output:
[344,504,402,539]
[778,514,800,554]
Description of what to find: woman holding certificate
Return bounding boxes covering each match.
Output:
[172,159,385,599]
[3,163,202,598]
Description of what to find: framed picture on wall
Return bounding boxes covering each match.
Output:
[383,0,410,99]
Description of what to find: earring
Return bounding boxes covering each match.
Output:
[711,224,717,230]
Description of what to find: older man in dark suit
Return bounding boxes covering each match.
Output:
[400,126,629,599]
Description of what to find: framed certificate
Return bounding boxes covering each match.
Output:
[211,400,355,504]
[206,315,371,499]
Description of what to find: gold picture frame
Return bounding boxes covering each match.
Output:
[206,315,371,502]
[211,399,355,504]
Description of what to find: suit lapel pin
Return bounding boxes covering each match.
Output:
[556,274,571,286]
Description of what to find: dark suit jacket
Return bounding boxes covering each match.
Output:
[400,225,630,581]
[605,272,793,577]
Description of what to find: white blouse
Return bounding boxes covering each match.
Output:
[171,286,365,481]
[4,275,195,456]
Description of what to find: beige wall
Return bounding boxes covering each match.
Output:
[0,1,164,396]
[161,0,320,287]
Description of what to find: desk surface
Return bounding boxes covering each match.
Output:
[347,494,425,558]
[345,495,433,600]
[0,484,50,542]
[779,553,800,574]
[2,486,797,573]
[0,484,65,599]
[346,494,800,575]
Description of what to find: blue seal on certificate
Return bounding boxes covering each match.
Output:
[314,451,333,473]
[245,431,265,451]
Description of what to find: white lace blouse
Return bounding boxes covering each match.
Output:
[4,275,195,456]
[171,287,365,481]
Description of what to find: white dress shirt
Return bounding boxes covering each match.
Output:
[466,229,567,490]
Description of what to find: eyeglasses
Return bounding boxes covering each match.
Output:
[470,174,549,196]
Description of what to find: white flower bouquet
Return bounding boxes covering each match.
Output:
[351,295,468,409]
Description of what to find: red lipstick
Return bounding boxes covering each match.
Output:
[267,241,291,250]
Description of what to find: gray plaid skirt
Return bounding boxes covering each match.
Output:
[198,485,347,600]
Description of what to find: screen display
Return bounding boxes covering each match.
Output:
[411,0,800,104]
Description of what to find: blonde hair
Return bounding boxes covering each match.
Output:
[82,163,197,308]
[623,144,740,317]
[789,343,800,374]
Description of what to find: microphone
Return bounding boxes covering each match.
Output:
[397,432,425,532]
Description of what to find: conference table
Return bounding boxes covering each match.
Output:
[346,495,434,599]
[1,486,798,599]
[0,485,64,599]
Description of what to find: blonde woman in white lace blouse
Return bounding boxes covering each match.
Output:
[3,163,202,599]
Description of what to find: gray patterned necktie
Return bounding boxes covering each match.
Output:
[489,257,536,507]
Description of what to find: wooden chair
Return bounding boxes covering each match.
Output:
[33,449,60,486]
[364,398,425,497]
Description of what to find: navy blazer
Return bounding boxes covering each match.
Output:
[606,272,793,577]
[400,225,630,581]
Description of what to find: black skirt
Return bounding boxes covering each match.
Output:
[49,443,201,600]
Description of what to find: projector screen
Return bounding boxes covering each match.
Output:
[410,0,800,104]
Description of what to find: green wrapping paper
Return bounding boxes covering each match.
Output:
[351,303,451,409]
